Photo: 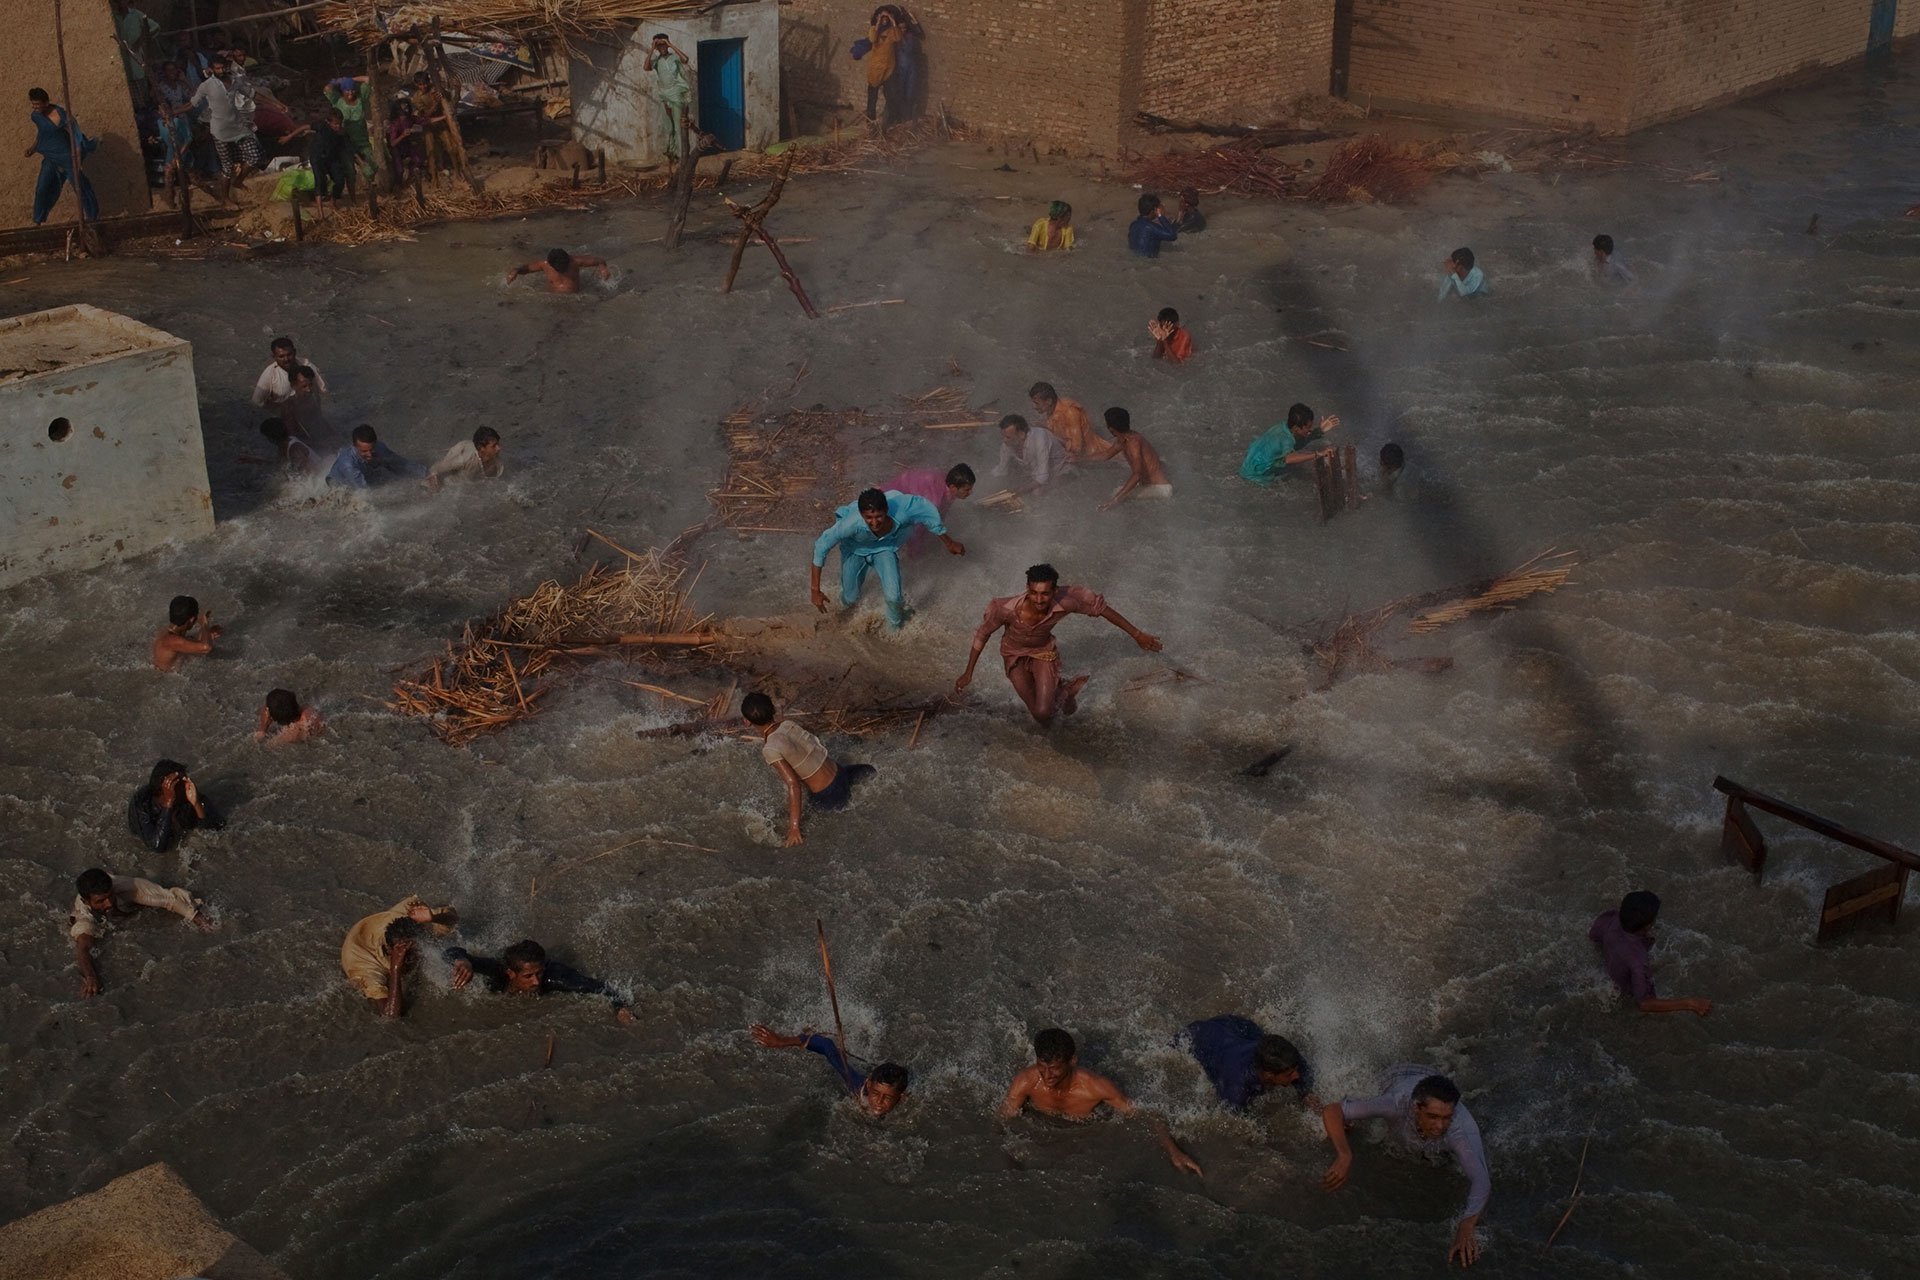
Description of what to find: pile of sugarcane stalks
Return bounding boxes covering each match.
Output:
[1127,136,1297,198]
[1302,135,1438,205]
[904,385,996,431]
[1313,445,1361,521]
[1295,550,1581,687]
[389,528,717,745]
[305,177,601,245]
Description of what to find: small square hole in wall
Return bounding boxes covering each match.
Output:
[48,417,72,442]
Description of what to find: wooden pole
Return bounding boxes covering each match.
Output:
[1711,776,1920,873]
[428,23,471,182]
[290,191,303,240]
[815,919,855,1094]
[177,155,194,239]
[51,0,104,258]
[1341,444,1360,509]
[365,34,391,193]
[665,109,697,248]
[723,152,794,293]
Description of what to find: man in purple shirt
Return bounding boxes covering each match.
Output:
[1588,890,1713,1017]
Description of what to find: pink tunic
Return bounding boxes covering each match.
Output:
[972,586,1108,674]
[886,468,952,557]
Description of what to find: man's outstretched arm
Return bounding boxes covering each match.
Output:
[1103,1081,1202,1175]
[1097,604,1161,652]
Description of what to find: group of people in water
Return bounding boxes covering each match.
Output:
[55,176,1702,1271]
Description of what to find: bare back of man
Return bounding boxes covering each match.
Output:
[152,617,220,671]
[508,250,610,295]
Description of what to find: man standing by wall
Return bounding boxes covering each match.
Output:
[643,32,694,160]
[23,88,99,226]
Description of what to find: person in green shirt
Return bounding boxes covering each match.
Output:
[113,2,160,104]
[323,76,377,181]
[643,33,693,158]
[1239,403,1341,486]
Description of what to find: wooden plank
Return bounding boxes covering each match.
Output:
[1721,795,1766,877]
[1712,776,1920,873]
[1816,863,1906,943]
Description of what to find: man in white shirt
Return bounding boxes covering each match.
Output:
[993,413,1070,494]
[68,867,212,997]
[428,426,505,491]
[251,336,327,409]
[187,54,257,188]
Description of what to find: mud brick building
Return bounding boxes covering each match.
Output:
[0,0,147,230]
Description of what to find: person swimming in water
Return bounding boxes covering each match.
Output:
[152,594,222,672]
[750,1022,910,1116]
[506,247,611,294]
[998,1026,1202,1174]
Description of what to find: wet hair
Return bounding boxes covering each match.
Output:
[1047,200,1071,221]
[740,691,776,725]
[473,426,501,447]
[265,688,301,725]
[1412,1075,1461,1107]
[270,337,295,355]
[870,1061,909,1090]
[999,414,1029,434]
[1380,442,1405,470]
[1619,889,1661,933]
[168,594,199,626]
[856,487,889,515]
[1451,247,1475,271]
[1033,1027,1076,1063]
[1104,406,1131,433]
[1179,187,1200,205]
[28,88,49,103]
[1157,307,1179,325]
[1025,563,1059,587]
[1255,1035,1304,1075]
[502,939,547,970]
[148,758,186,792]
[1592,234,1614,255]
[944,463,975,488]
[652,31,670,40]
[290,364,317,386]
[1286,403,1314,430]
[77,868,114,898]
[1028,381,1057,404]
[1137,192,1162,217]
[546,247,573,272]
[351,424,377,445]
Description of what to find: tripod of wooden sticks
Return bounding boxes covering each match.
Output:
[720,152,819,318]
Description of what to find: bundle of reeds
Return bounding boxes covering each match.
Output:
[1127,139,1298,198]
[303,179,596,245]
[317,0,710,49]
[1301,134,1437,205]
[1406,550,1579,632]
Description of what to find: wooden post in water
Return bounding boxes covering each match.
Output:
[1341,445,1360,509]
[665,111,697,248]
[1313,452,1336,521]
[290,191,303,241]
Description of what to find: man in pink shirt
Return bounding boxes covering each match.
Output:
[953,563,1161,725]
[884,463,974,556]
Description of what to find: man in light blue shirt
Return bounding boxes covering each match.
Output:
[809,487,963,629]
[327,424,427,489]
[1437,246,1488,300]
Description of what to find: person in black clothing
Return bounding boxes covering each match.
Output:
[448,938,634,1024]
[307,106,350,206]
[128,758,224,853]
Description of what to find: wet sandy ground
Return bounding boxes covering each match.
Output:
[2,49,1918,1280]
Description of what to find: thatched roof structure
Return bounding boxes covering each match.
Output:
[315,0,718,49]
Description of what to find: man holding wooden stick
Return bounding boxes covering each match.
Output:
[809,486,961,630]
[750,1024,909,1115]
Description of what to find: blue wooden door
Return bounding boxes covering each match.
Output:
[698,39,746,150]
[1870,0,1897,50]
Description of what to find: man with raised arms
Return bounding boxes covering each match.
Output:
[954,563,1161,725]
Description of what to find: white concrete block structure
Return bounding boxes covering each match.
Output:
[0,304,213,589]
[572,1,781,165]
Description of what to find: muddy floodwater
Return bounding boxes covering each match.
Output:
[3,52,1918,1280]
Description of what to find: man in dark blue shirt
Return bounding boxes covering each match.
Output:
[1181,1014,1313,1109]
[751,1022,909,1116]
[1128,192,1180,258]
[449,938,633,1024]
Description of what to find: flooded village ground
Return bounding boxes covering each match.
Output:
[2,47,1918,1280]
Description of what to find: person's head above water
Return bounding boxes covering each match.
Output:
[1179,186,1200,209]
[546,247,573,273]
[269,336,297,367]
[1254,1034,1305,1088]
[855,487,893,535]
[1157,306,1180,326]
[76,867,116,913]
[1380,441,1405,473]
[168,595,200,628]
[265,688,301,725]
[944,463,975,498]
[350,424,378,460]
[473,425,502,462]
[1619,889,1661,934]
[148,757,187,795]
[864,1061,909,1116]
[1592,233,1614,259]
[1104,406,1132,434]
[1286,402,1316,437]
[1410,1074,1461,1137]
[289,364,318,391]
[1138,192,1163,218]
[1033,1027,1076,1086]
[740,691,777,726]
[1046,200,1072,224]
[999,414,1030,447]
[1027,382,1057,412]
[501,939,548,993]
[1450,247,1475,273]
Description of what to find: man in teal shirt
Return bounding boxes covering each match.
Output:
[643,33,694,158]
[809,487,963,629]
[1239,403,1340,486]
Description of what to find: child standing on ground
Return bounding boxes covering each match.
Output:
[1149,307,1193,363]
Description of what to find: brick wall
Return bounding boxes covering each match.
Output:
[1138,0,1335,121]
[781,0,1141,154]
[1343,0,1905,133]
[2,0,147,231]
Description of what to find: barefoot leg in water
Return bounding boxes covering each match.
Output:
[1061,674,1090,716]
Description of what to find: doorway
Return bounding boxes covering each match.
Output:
[1869,0,1897,52]
[698,38,747,151]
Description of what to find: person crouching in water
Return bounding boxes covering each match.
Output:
[742,692,875,847]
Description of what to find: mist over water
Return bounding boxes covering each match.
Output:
[3,51,1918,1280]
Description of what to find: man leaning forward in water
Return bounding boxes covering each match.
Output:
[743,692,874,846]
[751,1023,909,1116]
[954,563,1161,726]
[999,1027,1202,1175]
[1321,1066,1490,1267]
